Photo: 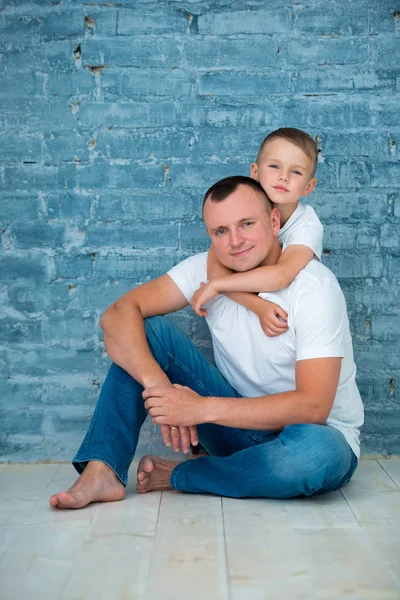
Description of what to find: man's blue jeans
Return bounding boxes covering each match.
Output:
[73,316,358,499]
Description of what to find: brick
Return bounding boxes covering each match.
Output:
[10,221,66,250]
[91,251,179,283]
[81,38,181,68]
[0,317,42,343]
[183,37,280,69]
[0,13,41,39]
[44,131,90,163]
[322,252,384,278]
[387,254,400,280]
[118,8,188,35]
[372,97,400,127]
[0,134,43,162]
[0,407,43,435]
[46,191,92,221]
[42,310,97,343]
[85,222,179,250]
[341,279,400,312]
[376,37,400,69]
[380,224,400,249]
[180,221,210,253]
[47,69,95,97]
[4,164,76,191]
[0,253,50,283]
[0,378,44,406]
[96,130,192,160]
[76,161,165,190]
[167,162,249,189]
[394,193,400,218]
[199,71,291,96]
[176,100,273,129]
[101,68,195,99]
[2,42,75,72]
[320,132,392,158]
[372,315,400,342]
[362,408,400,436]
[293,5,369,35]
[323,224,378,250]
[355,344,400,370]
[338,161,370,188]
[77,101,176,128]
[0,193,40,225]
[371,162,400,188]
[284,38,371,67]
[198,9,291,34]
[310,191,391,224]
[53,253,92,280]
[293,68,395,94]
[188,128,257,161]
[93,190,200,221]
[41,10,84,40]
[0,72,45,99]
[361,434,400,456]
[83,7,117,35]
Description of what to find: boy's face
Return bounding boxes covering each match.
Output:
[250,138,317,206]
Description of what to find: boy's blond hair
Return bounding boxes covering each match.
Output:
[256,128,318,177]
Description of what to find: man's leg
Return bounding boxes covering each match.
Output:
[50,316,254,508]
[138,424,358,499]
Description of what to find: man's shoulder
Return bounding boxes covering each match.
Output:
[290,259,342,302]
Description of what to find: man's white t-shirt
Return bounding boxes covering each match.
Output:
[279,203,323,260]
[167,253,364,459]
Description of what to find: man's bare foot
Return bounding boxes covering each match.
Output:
[49,460,125,509]
[137,455,180,494]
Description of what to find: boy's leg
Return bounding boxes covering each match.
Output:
[72,316,253,485]
[169,423,358,498]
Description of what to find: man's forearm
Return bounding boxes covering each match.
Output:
[206,391,324,430]
[101,304,170,389]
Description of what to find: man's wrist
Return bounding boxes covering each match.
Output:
[203,396,222,424]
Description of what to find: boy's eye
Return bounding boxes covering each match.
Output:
[269,164,279,169]
[292,170,302,175]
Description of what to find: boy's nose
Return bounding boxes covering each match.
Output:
[279,172,289,182]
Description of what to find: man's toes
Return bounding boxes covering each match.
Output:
[49,494,60,507]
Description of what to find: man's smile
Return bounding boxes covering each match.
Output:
[230,246,254,258]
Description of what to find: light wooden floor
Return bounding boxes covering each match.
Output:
[0,458,399,600]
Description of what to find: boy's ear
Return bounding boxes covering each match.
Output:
[250,162,258,180]
[303,178,317,197]
[271,207,281,237]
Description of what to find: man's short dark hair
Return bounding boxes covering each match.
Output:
[202,176,273,214]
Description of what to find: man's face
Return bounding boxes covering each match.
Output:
[203,185,280,272]
[250,138,317,206]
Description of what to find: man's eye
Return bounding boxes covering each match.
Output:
[215,229,226,236]
[242,221,253,228]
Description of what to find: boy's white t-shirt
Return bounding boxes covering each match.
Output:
[279,203,323,260]
[167,253,364,459]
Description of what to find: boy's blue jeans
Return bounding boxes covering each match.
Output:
[73,316,358,499]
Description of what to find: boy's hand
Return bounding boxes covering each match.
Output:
[190,281,219,317]
[258,301,288,337]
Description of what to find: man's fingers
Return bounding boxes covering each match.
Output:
[189,426,198,447]
[179,426,191,454]
[170,426,181,453]
[160,425,171,447]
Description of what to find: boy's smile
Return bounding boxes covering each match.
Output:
[250,138,317,209]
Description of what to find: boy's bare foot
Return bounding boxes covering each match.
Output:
[136,455,180,494]
[49,460,125,509]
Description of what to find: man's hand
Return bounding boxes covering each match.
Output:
[258,301,288,337]
[143,383,209,427]
[190,281,219,317]
[159,424,198,455]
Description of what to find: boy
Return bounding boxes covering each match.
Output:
[190,127,322,337]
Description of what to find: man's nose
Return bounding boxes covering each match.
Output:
[229,229,245,247]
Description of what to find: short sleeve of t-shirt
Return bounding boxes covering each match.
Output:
[167,252,208,303]
[290,270,346,361]
[279,204,324,260]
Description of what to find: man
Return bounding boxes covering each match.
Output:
[49,176,363,509]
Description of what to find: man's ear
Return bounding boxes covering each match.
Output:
[303,178,317,197]
[250,162,258,180]
[271,207,281,237]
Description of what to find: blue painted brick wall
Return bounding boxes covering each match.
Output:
[1,0,399,461]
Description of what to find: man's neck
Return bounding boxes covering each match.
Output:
[259,239,282,268]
